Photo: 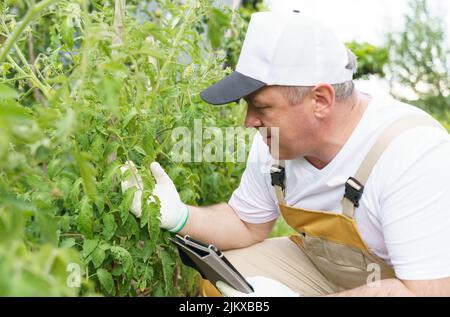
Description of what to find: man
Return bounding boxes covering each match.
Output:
[122,11,450,296]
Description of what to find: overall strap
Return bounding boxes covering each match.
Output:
[341,115,443,218]
[271,159,286,204]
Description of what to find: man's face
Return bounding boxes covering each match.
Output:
[244,86,318,160]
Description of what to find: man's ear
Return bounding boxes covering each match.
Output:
[311,84,335,119]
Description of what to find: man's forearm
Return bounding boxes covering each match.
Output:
[328,278,415,297]
[178,203,261,251]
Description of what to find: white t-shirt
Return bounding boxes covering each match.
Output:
[228,94,450,280]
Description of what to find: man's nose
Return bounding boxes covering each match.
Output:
[244,107,262,128]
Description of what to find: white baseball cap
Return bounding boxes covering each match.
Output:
[200,10,354,105]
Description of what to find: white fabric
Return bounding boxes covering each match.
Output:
[149,162,189,233]
[229,94,450,280]
[216,276,299,297]
[236,11,353,85]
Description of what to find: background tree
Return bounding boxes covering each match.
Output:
[385,0,449,122]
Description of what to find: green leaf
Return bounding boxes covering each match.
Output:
[143,129,155,161]
[97,268,114,294]
[140,202,160,261]
[147,201,160,243]
[0,84,18,100]
[81,239,99,260]
[77,197,93,239]
[102,213,117,241]
[98,74,120,111]
[133,145,147,157]
[122,108,138,128]
[144,265,154,281]
[0,100,31,124]
[61,16,74,49]
[119,187,137,224]
[91,134,106,162]
[207,8,231,49]
[56,108,75,141]
[60,238,76,248]
[138,46,166,59]
[160,250,173,296]
[35,212,59,246]
[47,159,62,179]
[74,151,98,202]
[91,247,106,269]
[103,61,128,74]
[110,246,133,279]
[68,178,82,205]
[124,214,140,240]
[140,201,149,228]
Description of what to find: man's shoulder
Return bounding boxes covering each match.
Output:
[372,119,450,190]
[368,94,425,117]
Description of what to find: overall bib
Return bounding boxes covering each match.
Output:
[200,115,441,296]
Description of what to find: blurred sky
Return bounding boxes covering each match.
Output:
[264,0,450,46]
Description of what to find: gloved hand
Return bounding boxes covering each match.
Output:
[120,160,189,233]
[216,276,299,297]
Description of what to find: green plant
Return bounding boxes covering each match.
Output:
[385,0,449,121]
[345,41,389,79]
[0,0,248,296]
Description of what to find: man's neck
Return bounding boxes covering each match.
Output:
[305,92,371,170]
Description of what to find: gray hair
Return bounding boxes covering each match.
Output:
[282,48,358,104]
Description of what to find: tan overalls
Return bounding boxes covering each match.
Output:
[200,115,442,296]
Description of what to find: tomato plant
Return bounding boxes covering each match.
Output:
[0,0,248,296]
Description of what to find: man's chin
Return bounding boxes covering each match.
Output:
[264,140,300,160]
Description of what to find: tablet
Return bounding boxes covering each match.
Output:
[170,235,254,294]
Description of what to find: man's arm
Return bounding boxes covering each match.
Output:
[179,203,277,251]
[329,277,450,297]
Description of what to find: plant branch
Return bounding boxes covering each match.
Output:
[0,0,61,63]
[27,31,45,104]
[6,55,50,98]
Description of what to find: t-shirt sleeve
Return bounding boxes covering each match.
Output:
[377,127,450,280]
[228,133,280,224]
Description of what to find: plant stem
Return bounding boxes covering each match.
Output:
[0,18,51,99]
[112,0,126,55]
[153,0,197,92]
[0,0,61,63]
[6,55,50,98]
[27,31,45,104]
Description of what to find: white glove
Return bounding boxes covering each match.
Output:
[120,160,189,233]
[216,276,299,297]
[149,161,189,232]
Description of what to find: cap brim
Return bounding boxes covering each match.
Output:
[200,71,266,105]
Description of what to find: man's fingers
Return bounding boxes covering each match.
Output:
[216,281,245,297]
[150,162,171,184]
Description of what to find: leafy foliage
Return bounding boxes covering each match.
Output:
[0,0,247,296]
[346,41,389,79]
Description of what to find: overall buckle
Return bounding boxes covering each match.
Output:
[270,165,286,190]
[344,177,364,207]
